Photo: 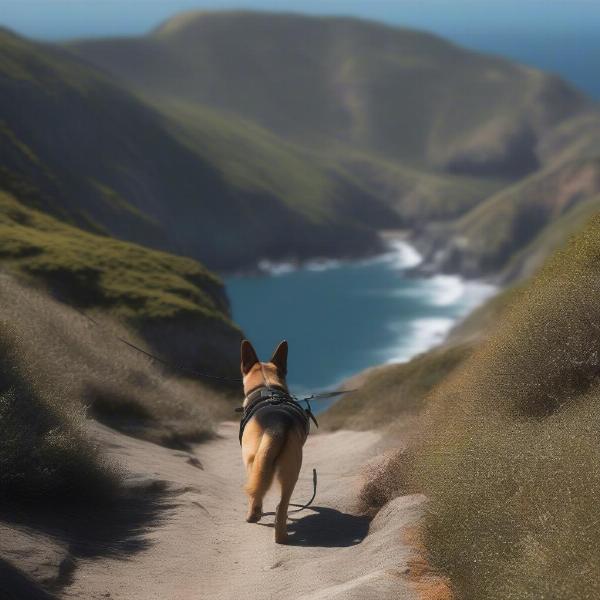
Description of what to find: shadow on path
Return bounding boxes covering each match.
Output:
[0,477,176,595]
[0,559,59,600]
[259,506,370,548]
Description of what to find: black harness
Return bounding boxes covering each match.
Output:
[237,386,318,445]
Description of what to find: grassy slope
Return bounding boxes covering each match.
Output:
[320,344,473,432]
[321,281,523,432]
[0,267,236,507]
[73,11,588,178]
[351,214,600,599]
[420,157,600,280]
[154,98,398,229]
[0,28,384,270]
[0,320,117,504]
[0,188,242,375]
[70,10,600,271]
[410,213,600,599]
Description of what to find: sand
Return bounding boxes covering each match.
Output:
[3,422,426,600]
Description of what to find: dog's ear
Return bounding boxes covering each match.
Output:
[270,340,288,375]
[241,340,259,375]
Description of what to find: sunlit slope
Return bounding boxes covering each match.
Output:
[410,211,600,599]
[73,11,589,178]
[0,188,241,374]
[152,98,398,229]
[0,28,387,269]
[420,158,600,279]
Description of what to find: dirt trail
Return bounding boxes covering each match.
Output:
[59,422,425,600]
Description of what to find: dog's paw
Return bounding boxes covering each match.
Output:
[274,531,288,544]
[246,508,262,523]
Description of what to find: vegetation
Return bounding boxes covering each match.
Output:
[0,273,233,451]
[73,11,588,176]
[69,10,600,281]
[359,214,600,599]
[0,318,117,504]
[424,159,600,279]
[320,343,473,432]
[0,190,230,323]
[0,188,242,374]
[0,27,386,271]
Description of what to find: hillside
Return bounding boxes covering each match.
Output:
[73,11,590,178]
[408,212,600,598]
[0,187,242,376]
[417,158,600,280]
[0,28,388,271]
[334,212,600,598]
[69,10,600,280]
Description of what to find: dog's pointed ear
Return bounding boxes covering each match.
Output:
[270,340,288,375]
[241,340,259,375]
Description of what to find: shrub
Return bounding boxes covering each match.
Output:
[409,214,600,599]
[0,325,117,503]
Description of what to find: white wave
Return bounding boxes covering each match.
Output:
[380,278,496,365]
[305,258,343,272]
[384,238,423,269]
[383,317,455,364]
[357,238,423,270]
[427,275,465,306]
[425,275,496,309]
[257,259,297,276]
[459,280,497,313]
[256,237,422,276]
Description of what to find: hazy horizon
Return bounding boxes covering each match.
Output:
[2,1,600,98]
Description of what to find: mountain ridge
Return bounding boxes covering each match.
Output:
[0,27,389,271]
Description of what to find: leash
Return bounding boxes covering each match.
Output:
[74,308,354,512]
[289,468,318,513]
[72,308,356,514]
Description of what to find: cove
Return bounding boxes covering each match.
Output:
[225,240,495,397]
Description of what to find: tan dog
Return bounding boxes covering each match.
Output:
[240,339,308,544]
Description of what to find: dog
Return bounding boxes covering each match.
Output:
[239,339,309,544]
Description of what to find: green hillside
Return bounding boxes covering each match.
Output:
[409,213,600,599]
[69,10,600,277]
[153,98,398,229]
[0,187,242,374]
[0,28,386,271]
[419,158,600,280]
[73,11,589,178]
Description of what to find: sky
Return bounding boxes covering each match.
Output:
[1,0,598,40]
[1,0,600,97]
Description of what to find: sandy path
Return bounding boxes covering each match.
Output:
[61,422,424,600]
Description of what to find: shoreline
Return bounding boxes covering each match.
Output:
[220,229,414,279]
[225,234,498,401]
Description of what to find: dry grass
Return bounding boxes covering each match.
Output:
[321,343,473,432]
[363,214,600,599]
[0,322,117,504]
[0,273,234,455]
[358,449,413,517]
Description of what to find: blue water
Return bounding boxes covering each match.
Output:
[225,242,494,395]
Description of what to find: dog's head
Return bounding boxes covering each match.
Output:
[240,339,288,401]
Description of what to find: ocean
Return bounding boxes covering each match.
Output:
[225,241,495,396]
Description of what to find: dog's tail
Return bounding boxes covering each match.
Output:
[245,430,286,498]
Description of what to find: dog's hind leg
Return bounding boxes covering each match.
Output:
[245,431,284,523]
[274,432,303,544]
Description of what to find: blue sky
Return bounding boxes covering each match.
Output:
[1,1,600,98]
[1,0,599,40]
